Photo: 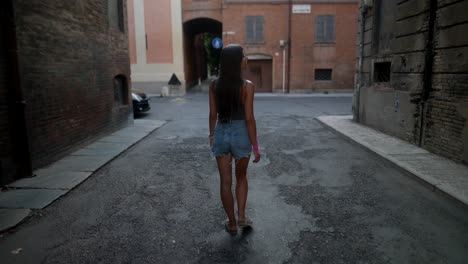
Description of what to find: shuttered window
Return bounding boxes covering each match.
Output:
[316,15,335,43]
[245,16,264,44]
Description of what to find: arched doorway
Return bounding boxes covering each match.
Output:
[243,54,273,93]
[183,18,222,90]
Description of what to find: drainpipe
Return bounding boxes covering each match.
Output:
[418,0,437,147]
[4,0,33,179]
[282,42,286,93]
[286,0,292,93]
[355,0,366,123]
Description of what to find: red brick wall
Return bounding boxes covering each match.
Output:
[14,0,133,170]
[223,3,288,91]
[183,1,358,92]
[290,4,358,91]
[182,0,223,22]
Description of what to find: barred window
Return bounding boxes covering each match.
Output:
[315,69,332,81]
[373,62,391,82]
[245,16,264,43]
[108,0,124,32]
[316,15,335,43]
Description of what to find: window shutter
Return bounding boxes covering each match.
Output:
[316,16,325,42]
[256,16,264,42]
[326,15,335,42]
[246,17,254,42]
[246,16,264,43]
[316,15,335,42]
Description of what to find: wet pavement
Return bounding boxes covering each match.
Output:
[0,94,467,264]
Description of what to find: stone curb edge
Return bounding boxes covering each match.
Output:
[315,117,468,208]
[0,121,168,233]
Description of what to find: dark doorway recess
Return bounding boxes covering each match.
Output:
[183,18,222,89]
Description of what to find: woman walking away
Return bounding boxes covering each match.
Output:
[209,44,261,236]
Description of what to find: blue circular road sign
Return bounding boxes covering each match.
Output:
[212,37,223,49]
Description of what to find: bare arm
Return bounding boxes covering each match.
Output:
[209,80,217,142]
[243,81,261,162]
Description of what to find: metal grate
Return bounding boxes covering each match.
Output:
[315,69,332,81]
[373,62,391,82]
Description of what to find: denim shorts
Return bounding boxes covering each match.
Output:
[211,120,252,160]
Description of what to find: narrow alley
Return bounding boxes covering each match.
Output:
[1,94,467,264]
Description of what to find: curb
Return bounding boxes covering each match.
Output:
[0,120,167,233]
[316,116,468,209]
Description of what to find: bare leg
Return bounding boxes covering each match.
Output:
[216,154,236,229]
[235,157,250,221]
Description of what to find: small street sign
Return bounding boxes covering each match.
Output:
[292,4,311,14]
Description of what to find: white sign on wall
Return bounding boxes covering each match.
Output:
[292,4,311,14]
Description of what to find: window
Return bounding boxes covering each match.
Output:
[373,62,391,82]
[315,69,332,81]
[245,16,264,43]
[108,0,124,32]
[316,15,335,43]
[114,75,129,105]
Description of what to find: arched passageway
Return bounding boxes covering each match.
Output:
[183,18,222,89]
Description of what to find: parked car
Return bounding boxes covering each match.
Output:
[132,91,150,114]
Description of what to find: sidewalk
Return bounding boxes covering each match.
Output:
[317,115,468,207]
[148,92,354,98]
[0,119,166,232]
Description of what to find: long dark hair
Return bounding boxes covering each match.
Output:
[215,44,244,120]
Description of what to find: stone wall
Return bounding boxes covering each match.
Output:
[0,4,16,184]
[355,0,468,164]
[423,0,468,162]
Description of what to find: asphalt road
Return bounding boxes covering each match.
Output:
[1,93,467,264]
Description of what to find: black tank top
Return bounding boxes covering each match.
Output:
[214,80,245,122]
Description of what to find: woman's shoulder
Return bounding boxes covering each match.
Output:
[242,79,255,90]
[210,78,219,90]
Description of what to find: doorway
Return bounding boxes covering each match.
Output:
[183,18,222,90]
[243,55,273,93]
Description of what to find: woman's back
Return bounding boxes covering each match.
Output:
[213,79,246,122]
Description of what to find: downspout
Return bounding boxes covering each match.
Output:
[282,45,286,93]
[286,0,292,93]
[4,0,33,179]
[355,0,366,123]
[418,0,437,147]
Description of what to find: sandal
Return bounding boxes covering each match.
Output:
[224,221,238,235]
[238,217,253,228]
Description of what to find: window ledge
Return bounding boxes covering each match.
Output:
[245,42,265,46]
[314,42,336,45]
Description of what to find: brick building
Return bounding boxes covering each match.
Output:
[183,0,359,92]
[128,0,358,93]
[0,0,132,184]
[353,0,468,163]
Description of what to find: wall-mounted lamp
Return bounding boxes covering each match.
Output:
[279,40,287,48]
